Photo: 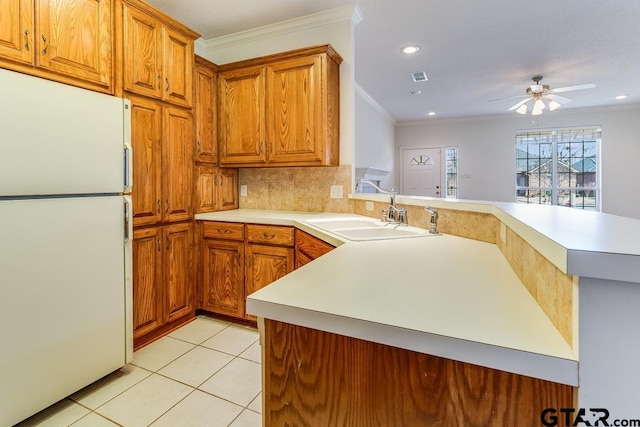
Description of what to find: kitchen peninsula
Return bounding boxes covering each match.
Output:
[196,195,640,425]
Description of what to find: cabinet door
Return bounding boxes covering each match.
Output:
[123,4,162,99]
[164,222,193,323]
[219,66,266,165]
[163,106,194,222]
[36,0,112,89]
[162,26,193,108]
[0,0,34,65]
[295,229,334,269]
[195,61,217,163]
[201,239,245,318]
[130,96,162,227]
[132,226,163,340]
[195,165,217,213]
[195,167,238,213]
[266,55,325,165]
[246,244,293,321]
[218,168,239,211]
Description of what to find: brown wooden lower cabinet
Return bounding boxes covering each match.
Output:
[262,319,575,427]
[294,229,335,268]
[199,222,295,321]
[245,244,293,322]
[201,237,245,318]
[132,222,194,348]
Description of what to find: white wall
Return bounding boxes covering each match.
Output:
[196,6,357,167]
[354,85,396,190]
[395,105,640,219]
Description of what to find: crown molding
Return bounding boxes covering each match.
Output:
[355,82,396,124]
[200,5,356,53]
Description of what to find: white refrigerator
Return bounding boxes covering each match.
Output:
[0,68,133,426]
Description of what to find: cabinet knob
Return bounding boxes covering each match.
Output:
[24,29,30,51]
[165,77,170,92]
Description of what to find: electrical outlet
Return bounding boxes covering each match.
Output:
[365,201,374,211]
[240,185,248,197]
[330,185,343,199]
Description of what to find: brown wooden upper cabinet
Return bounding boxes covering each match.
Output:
[195,56,218,164]
[130,95,194,227]
[122,0,196,108]
[218,45,342,167]
[195,165,238,213]
[0,0,112,92]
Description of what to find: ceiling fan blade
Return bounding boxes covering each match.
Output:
[488,94,529,103]
[508,97,532,111]
[545,94,572,104]
[551,83,596,93]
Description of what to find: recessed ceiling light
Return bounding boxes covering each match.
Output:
[409,90,422,95]
[427,112,437,116]
[616,94,629,100]
[400,45,420,55]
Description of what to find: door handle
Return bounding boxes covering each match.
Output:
[24,30,30,51]
[41,34,48,55]
[123,198,131,242]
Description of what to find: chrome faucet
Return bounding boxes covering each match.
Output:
[357,179,407,225]
[425,206,439,234]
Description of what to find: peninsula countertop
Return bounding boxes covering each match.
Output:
[196,208,581,385]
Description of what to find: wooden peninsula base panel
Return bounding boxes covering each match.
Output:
[262,320,574,427]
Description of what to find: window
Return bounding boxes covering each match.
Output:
[445,147,458,198]
[515,128,600,210]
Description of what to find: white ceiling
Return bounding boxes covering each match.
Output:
[146,0,640,122]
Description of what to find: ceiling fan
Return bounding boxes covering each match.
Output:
[495,76,596,115]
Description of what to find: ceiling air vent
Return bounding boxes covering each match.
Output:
[411,71,429,82]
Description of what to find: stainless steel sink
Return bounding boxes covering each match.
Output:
[304,217,438,241]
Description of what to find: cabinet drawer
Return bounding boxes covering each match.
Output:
[247,224,294,246]
[203,221,244,240]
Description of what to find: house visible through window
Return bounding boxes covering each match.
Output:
[515,128,601,210]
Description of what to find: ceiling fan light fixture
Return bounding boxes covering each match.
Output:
[548,99,561,111]
[532,99,545,115]
[516,104,528,114]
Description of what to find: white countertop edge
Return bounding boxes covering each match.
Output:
[568,250,640,283]
[247,299,579,387]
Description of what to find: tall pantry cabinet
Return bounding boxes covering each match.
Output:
[117,0,198,348]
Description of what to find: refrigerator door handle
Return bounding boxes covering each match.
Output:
[123,99,132,194]
[123,145,131,191]
[123,196,131,242]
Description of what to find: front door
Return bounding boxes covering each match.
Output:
[400,147,441,197]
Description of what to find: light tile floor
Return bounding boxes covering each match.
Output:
[16,316,262,427]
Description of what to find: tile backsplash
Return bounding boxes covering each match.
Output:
[239,165,352,213]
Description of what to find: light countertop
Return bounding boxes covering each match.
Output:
[352,194,640,283]
[196,208,583,385]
